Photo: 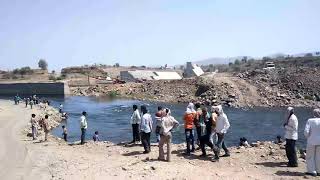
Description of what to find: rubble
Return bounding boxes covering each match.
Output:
[237,67,320,107]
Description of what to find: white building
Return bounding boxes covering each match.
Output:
[183,62,204,78]
[120,70,182,82]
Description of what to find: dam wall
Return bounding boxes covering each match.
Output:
[0,82,68,96]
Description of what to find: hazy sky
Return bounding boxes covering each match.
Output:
[0,0,319,71]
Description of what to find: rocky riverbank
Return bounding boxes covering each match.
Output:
[70,72,320,108]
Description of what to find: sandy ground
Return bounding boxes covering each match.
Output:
[0,99,318,180]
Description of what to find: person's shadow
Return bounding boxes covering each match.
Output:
[275,171,306,177]
[122,151,143,156]
[255,161,287,167]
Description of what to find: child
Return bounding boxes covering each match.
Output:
[62,125,67,141]
[239,137,250,147]
[93,131,99,142]
[59,104,63,113]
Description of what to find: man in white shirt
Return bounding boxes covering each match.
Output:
[130,105,141,144]
[212,105,230,162]
[284,107,298,167]
[304,109,320,176]
[140,105,153,154]
[158,108,179,162]
[80,111,88,145]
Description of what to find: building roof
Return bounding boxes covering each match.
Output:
[153,71,182,80]
[122,70,182,80]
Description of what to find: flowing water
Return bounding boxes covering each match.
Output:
[49,96,313,148]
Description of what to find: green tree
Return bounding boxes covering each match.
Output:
[234,59,240,65]
[241,56,248,63]
[305,53,313,57]
[38,59,48,70]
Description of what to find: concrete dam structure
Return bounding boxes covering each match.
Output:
[0,82,70,96]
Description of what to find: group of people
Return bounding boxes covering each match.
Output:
[26,98,320,176]
[129,102,231,162]
[30,113,50,141]
[130,105,180,161]
[284,107,320,176]
[14,94,51,110]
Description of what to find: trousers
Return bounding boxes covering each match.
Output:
[81,128,86,144]
[285,139,298,166]
[141,132,151,152]
[306,145,320,173]
[185,129,195,153]
[159,133,172,161]
[213,133,229,159]
[132,124,140,142]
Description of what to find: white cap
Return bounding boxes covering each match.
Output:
[287,107,294,112]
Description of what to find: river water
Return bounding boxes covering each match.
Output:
[49,96,313,149]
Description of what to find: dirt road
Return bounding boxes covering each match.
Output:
[0,100,51,180]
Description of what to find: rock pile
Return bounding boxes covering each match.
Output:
[237,68,320,107]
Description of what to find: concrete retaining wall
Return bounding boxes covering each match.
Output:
[0,83,66,96]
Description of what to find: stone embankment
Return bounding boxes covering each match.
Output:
[69,70,320,108]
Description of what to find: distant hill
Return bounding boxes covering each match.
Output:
[192,51,320,66]
[193,56,252,65]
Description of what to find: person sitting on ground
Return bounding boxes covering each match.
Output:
[304,109,320,176]
[284,107,299,167]
[140,105,153,154]
[183,103,196,156]
[62,112,68,120]
[239,137,250,147]
[212,105,231,162]
[30,114,38,140]
[276,135,284,144]
[155,106,164,143]
[130,105,141,144]
[62,125,67,141]
[199,107,214,157]
[158,108,179,162]
[93,131,100,142]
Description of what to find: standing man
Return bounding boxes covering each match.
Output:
[130,105,141,144]
[183,103,196,156]
[284,107,299,167]
[30,114,38,140]
[158,108,179,162]
[140,105,153,154]
[199,107,214,157]
[42,115,50,141]
[212,105,230,162]
[304,109,320,176]
[155,106,164,142]
[194,103,202,146]
[80,111,88,145]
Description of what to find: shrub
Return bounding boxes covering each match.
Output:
[49,75,56,81]
[108,90,118,97]
[304,95,314,101]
